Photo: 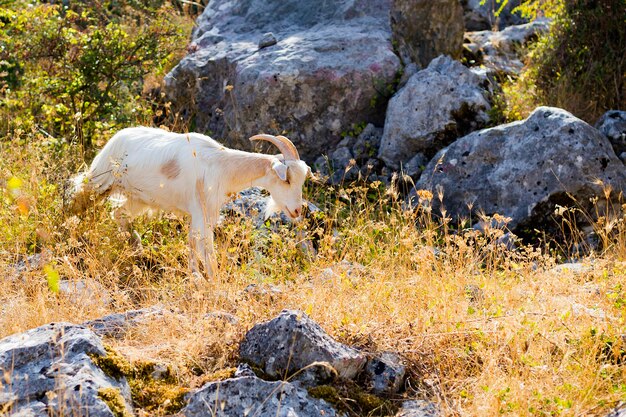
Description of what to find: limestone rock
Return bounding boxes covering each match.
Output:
[391,0,464,66]
[233,363,256,378]
[396,400,441,417]
[0,323,133,416]
[363,352,406,394]
[83,306,165,338]
[379,55,492,170]
[241,283,283,299]
[595,110,626,163]
[463,0,527,31]
[413,107,626,234]
[290,361,338,388]
[222,187,320,227]
[165,0,401,161]
[606,402,626,417]
[181,376,339,417]
[58,279,111,308]
[464,19,551,75]
[204,310,239,325]
[314,123,384,184]
[258,32,277,49]
[239,310,366,379]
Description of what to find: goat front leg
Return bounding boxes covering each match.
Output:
[188,214,217,278]
[113,208,142,250]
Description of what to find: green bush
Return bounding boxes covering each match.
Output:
[0,1,186,149]
[507,0,625,122]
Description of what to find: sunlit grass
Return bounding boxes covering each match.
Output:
[1,131,625,416]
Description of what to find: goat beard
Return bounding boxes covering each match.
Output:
[264,197,281,220]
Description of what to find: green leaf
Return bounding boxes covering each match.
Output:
[44,264,60,293]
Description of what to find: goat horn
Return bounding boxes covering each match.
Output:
[249,134,300,161]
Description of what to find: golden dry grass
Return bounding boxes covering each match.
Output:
[1,137,625,416]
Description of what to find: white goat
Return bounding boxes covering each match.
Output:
[71,127,310,277]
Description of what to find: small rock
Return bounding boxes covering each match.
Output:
[464,19,550,75]
[12,253,43,275]
[222,187,319,227]
[606,402,626,417]
[8,253,44,283]
[181,376,339,417]
[258,32,277,49]
[353,124,383,162]
[403,153,429,180]
[242,283,283,298]
[234,363,256,378]
[290,361,338,388]
[315,146,358,185]
[550,262,593,275]
[396,400,441,417]
[58,279,111,307]
[364,352,406,394]
[240,310,366,379]
[464,284,485,305]
[319,260,366,283]
[497,232,519,251]
[150,363,170,380]
[571,302,613,321]
[204,310,239,325]
[595,110,626,160]
[83,306,165,338]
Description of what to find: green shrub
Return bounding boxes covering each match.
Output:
[507,0,625,122]
[0,1,186,149]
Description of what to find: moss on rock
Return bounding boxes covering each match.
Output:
[91,345,189,416]
[90,346,133,380]
[308,381,398,417]
[98,387,132,417]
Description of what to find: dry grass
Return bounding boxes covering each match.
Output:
[1,136,625,416]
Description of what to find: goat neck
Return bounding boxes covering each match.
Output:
[218,148,277,194]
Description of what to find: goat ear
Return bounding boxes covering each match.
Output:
[271,160,288,182]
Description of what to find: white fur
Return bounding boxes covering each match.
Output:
[71,127,310,277]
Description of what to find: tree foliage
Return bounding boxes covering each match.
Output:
[506,0,626,122]
[0,1,187,149]
[530,0,625,120]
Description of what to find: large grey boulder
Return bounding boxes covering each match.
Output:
[378,55,493,171]
[462,0,526,31]
[595,110,626,163]
[391,0,464,67]
[414,107,626,233]
[464,19,551,75]
[239,310,366,379]
[181,376,339,417]
[165,0,400,161]
[0,323,133,416]
[165,0,465,162]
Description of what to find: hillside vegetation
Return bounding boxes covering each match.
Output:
[1,0,625,416]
